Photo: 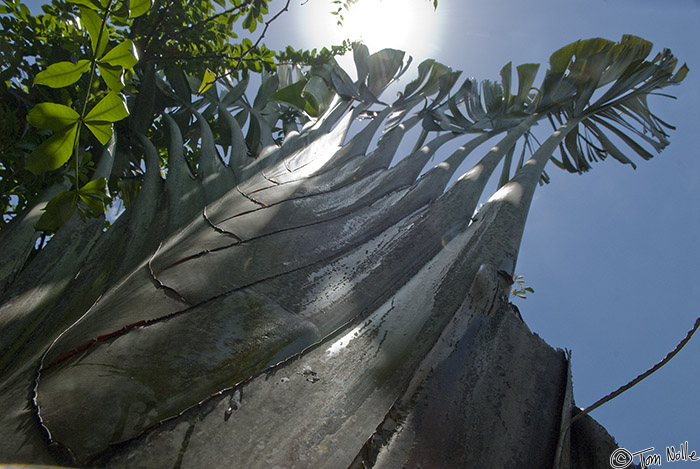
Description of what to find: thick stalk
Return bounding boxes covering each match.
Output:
[477,115,585,275]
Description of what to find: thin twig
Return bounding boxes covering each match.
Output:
[215,0,292,81]
[162,0,253,41]
[571,314,700,424]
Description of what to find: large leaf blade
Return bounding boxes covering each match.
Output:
[366,48,405,96]
[34,60,91,88]
[97,63,125,91]
[99,40,138,69]
[84,92,130,123]
[80,7,109,57]
[35,191,78,231]
[27,103,80,132]
[129,0,152,17]
[26,123,80,174]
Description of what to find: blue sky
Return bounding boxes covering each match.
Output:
[259,0,700,464]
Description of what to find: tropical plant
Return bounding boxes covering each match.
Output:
[0,34,688,467]
[0,0,358,233]
[511,274,534,299]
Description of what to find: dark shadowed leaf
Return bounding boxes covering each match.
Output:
[35,191,78,231]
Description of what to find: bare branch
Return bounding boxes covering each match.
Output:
[572,314,700,424]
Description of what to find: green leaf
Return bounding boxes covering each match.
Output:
[587,121,637,169]
[84,92,129,144]
[85,92,130,123]
[397,59,435,101]
[33,60,91,88]
[353,43,370,84]
[67,0,101,10]
[270,80,307,110]
[79,177,109,195]
[78,177,110,216]
[197,69,217,96]
[242,11,257,32]
[100,40,138,69]
[84,122,113,145]
[590,115,654,161]
[26,123,79,174]
[671,63,689,83]
[110,0,130,18]
[78,192,105,216]
[27,103,80,132]
[302,76,334,117]
[129,0,152,17]
[35,191,78,232]
[80,7,109,56]
[97,63,125,91]
[549,41,578,74]
[366,49,405,95]
[253,73,279,109]
[513,63,539,110]
[329,65,359,100]
[500,61,512,109]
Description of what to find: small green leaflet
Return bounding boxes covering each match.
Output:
[84,92,130,144]
[197,69,217,96]
[34,60,91,88]
[35,178,111,231]
[77,177,111,217]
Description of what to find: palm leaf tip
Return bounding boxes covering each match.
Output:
[540,35,687,174]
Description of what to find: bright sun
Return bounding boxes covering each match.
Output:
[299,0,442,67]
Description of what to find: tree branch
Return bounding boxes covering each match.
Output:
[162,0,254,41]
[572,314,700,424]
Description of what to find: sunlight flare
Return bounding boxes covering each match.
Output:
[299,0,443,63]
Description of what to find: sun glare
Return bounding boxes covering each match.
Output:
[299,0,442,68]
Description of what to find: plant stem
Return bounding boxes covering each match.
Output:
[73,0,114,190]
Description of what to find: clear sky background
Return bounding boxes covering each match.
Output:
[257,0,700,463]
